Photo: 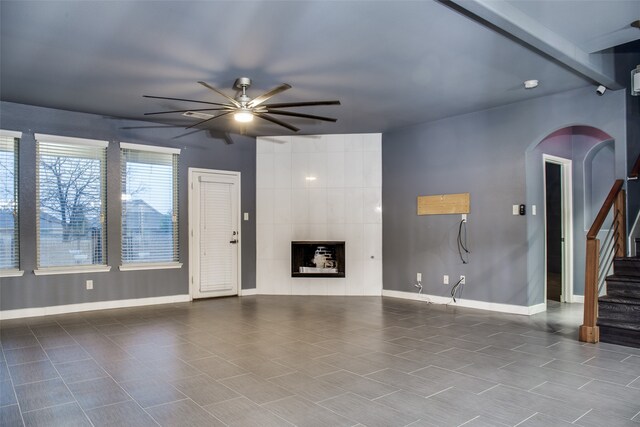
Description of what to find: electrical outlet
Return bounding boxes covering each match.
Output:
[532,205,537,215]
[512,205,519,215]
[460,275,466,284]
[417,272,422,282]
[443,275,449,285]
[86,280,93,290]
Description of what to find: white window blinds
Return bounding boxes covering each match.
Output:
[121,143,179,266]
[0,131,21,271]
[35,134,108,268]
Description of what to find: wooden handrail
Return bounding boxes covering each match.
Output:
[580,179,626,343]
[587,180,624,240]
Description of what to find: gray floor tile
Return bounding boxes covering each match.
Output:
[66,377,131,410]
[9,360,59,386]
[264,395,355,427]
[456,362,547,390]
[268,371,345,402]
[0,361,9,382]
[85,400,156,427]
[21,403,91,427]
[228,355,295,379]
[98,357,157,383]
[36,334,78,349]
[516,413,575,426]
[575,409,640,427]
[579,379,640,405]
[1,379,17,406]
[220,373,293,404]
[411,366,497,394]
[0,405,23,427]
[146,399,225,427]
[4,346,47,366]
[481,384,590,422]
[205,396,293,427]
[187,355,248,379]
[170,374,239,406]
[318,369,398,399]
[498,360,592,388]
[542,359,638,385]
[14,378,75,412]
[145,357,202,382]
[314,352,385,375]
[0,334,39,350]
[320,392,419,427]
[44,345,90,364]
[531,381,640,420]
[120,377,187,408]
[272,354,341,378]
[55,359,108,384]
[365,368,449,396]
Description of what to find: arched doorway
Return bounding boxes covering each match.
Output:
[526,126,616,309]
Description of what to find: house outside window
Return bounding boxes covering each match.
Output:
[0,130,22,277]
[120,143,181,271]
[34,134,109,275]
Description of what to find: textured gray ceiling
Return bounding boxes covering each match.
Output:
[0,1,633,136]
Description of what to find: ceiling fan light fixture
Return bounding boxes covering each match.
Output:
[234,109,254,123]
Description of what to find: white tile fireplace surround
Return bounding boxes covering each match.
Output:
[256,133,382,295]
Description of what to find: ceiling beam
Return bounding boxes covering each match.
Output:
[448,0,622,90]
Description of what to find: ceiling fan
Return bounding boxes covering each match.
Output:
[143,77,341,133]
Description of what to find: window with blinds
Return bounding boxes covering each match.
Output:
[35,134,108,269]
[0,131,20,273]
[121,143,179,267]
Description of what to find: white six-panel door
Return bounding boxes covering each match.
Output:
[189,169,240,299]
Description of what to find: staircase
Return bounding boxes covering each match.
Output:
[597,258,640,348]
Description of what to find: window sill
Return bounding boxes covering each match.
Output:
[34,266,112,276]
[119,262,183,272]
[0,269,25,278]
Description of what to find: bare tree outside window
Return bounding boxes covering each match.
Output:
[37,142,106,268]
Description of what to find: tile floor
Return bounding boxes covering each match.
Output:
[1,296,639,426]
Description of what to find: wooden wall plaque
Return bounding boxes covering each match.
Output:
[417,192,470,215]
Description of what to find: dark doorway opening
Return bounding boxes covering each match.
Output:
[545,162,562,302]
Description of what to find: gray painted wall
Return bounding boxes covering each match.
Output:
[0,101,256,311]
[382,86,626,307]
[614,42,640,227]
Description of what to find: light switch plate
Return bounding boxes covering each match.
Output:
[513,205,519,215]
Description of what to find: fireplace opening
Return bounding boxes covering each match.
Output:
[291,241,345,278]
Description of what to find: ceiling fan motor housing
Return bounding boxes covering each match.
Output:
[234,77,252,89]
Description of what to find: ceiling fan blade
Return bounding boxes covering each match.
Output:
[197,81,241,107]
[145,107,234,116]
[247,83,292,108]
[254,113,300,132]
[185,111,234,130]
[265,110,337,122]
[262,100,341,108]
[143,94,229,107]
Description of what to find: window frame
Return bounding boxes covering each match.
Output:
[0,130,23,277]
[119,142,182,271]
[33,133,111,276]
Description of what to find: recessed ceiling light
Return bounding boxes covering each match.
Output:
[524,80,539,89]
[305,176,317,181]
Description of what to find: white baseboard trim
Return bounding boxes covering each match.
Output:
[382,290,545,315]
[0,294,191,320]
[239,288,258,296]
[571,295,585,303]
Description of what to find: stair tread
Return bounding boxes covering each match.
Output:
[606,274,640,282]
[597,318,640,331]
[599,295,640,305]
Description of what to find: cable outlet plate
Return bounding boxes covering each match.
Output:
[443,275,449,285]
[460,275,465,284]
[417,273,422,282]
[86,280,93,290]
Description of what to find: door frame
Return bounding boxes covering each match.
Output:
[188,167,242,300]
[542,154,574,303]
